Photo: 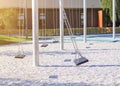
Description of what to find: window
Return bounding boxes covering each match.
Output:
[39,13,46,20]
[18,13,24,27]
[80,13,83,26]
[18,13,24,20]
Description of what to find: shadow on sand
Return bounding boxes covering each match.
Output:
[0,78,116,86]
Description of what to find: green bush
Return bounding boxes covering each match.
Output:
[38,27,120,36]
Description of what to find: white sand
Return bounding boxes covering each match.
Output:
[0,40,120,86]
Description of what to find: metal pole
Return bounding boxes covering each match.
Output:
[25,0,28,39]
[59,0,64,50]
[83,0,87,43]
[113,0,116,39]
[32,0,39,66]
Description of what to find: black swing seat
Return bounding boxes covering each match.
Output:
[53,40,59,43]
[74,57,88,66]
[41,44,48,47]
[15,54,25,58]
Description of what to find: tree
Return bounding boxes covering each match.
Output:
[0,8,18,30]
[0,18,5,29]
[116,0,120,22]
[100,0,120,22]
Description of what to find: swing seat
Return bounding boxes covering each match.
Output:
[15,54,25,58]
[53,40,59,43]
[41,44,48,47]
[74,57,88,66]
[64,59,71,62]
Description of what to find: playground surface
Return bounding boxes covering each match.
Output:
[0,40,120,86]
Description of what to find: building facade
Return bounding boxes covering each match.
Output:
[0,0,102,29]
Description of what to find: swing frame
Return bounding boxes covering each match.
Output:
[32,0,116,66]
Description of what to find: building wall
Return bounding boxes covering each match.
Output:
[0,0,102,29]
[0,7,101,29]
[25,8,101,29]
[27,9,32,29]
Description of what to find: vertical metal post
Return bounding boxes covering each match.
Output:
[113,0,116,39]
[59,0,64,50]
[25,0,28,39]
[83,0,87,43]
[32,0,39,66]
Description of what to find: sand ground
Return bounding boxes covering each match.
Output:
[0,40,120,86]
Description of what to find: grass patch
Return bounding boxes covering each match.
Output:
[0,35,31,45]
[0,27,120,36]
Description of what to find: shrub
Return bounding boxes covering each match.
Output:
[0,8,18,30]
[0,18,5,29]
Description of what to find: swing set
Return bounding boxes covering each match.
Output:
[15,0,89,66]
[64,10,88,65]
[39,0,88,65]
[15,0,26,58]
